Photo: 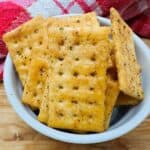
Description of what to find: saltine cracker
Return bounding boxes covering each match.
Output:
[110,8,143,99]
[46,27,110,132]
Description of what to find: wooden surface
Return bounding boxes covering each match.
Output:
[0,39,150,150]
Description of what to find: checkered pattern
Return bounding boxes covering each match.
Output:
[0,0,150,81]
[27,0,102,17]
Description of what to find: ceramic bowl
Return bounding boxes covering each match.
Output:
[4,14,150,144]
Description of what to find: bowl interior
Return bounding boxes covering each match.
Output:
[4,15,150,144]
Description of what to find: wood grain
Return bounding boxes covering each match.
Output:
[0,39,150,150]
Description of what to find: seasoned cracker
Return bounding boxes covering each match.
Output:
[110,8,144,99]
[116,92,139,105]
[3,16,45,86]
[22,58,49,108]
[46,27,110,132]
[104,76,119,129]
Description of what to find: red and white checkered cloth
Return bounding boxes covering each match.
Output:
[0,0,150,80]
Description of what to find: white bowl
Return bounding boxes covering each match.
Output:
[4,14,150,144]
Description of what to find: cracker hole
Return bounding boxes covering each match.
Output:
[69,46,73,51]
[16,50,21,55]
[73,86,79,90]
[89,87,94,91]
[29,46,32,50]
[58,71,63,76]
[59,100,63,103]
[23,62,26,66]
[23,56,27,60]
[76,19,80,23]
[71,100,78,104]
[74,40,79,46]
[39,41,42,45]
[58,57,64,61]
[46,104,48,108]
[73,114,77,117]
[88,115,93,118]
[58,85,63,89]
[75,57,79,61]
[92,41,97,45]
[117,19,120,23]
[77,119,80,122]
[90,56,96,61]
[58,39,64,46]
[40,67,45,73]
[73,71,79,77]
[37,80,41,84]
[88,101,96,105]
[59,27,64,30]
[33,92,37,97]
[34,29,39,33]
[57,112,64,117]
[90,71,97,77]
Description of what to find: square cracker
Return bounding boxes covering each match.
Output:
[46,27,110,132]
[110,8,144,99]
[116,92,139,105]
[22,58,49,108]
[3,16,45,86]
[104,76,119,129]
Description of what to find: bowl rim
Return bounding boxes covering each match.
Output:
[4,14,150,144]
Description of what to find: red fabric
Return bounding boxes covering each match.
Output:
[53,0,97,14]
[0,2,26,36]
[97,0,137,16]
[0,2,31,81]
[75,0,93,12]
[129,8,150,38]
[96,0,150,38]
[54,0,69,14]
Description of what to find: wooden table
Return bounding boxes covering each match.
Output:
[0,39,150,150]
